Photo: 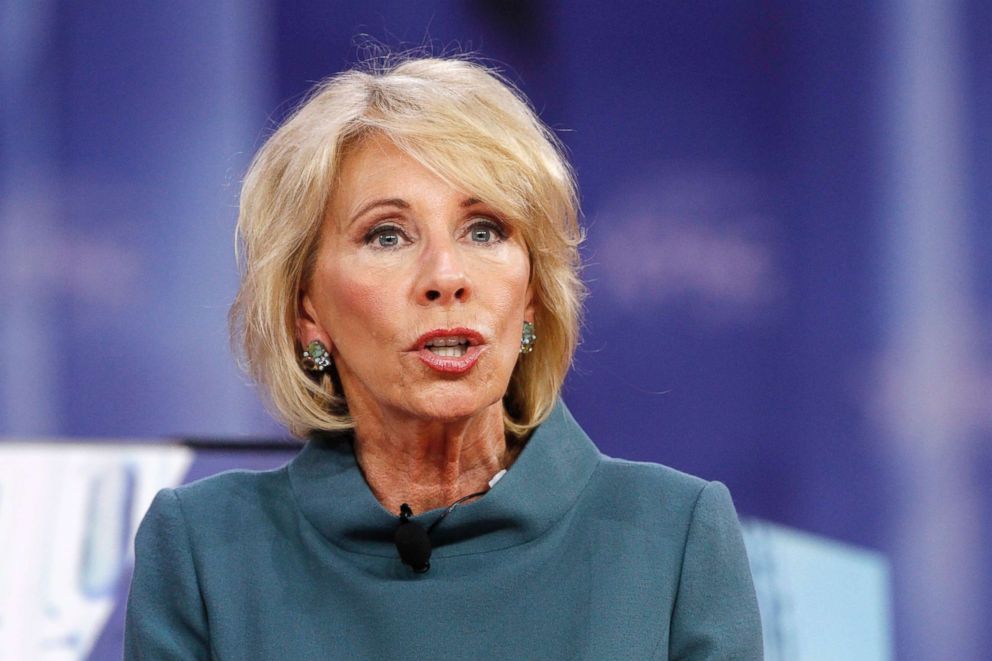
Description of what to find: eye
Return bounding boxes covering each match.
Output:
[467,218,507,244]
[364,224,407,249]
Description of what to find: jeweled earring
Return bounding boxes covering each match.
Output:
[301,340,332,372]
[520,321,537,354]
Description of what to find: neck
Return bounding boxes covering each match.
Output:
[351,400,515,515]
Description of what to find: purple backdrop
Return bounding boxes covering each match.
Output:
[2,2,990,659]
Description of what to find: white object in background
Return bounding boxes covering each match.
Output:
[0,442,192,661]
[742,519,893,661]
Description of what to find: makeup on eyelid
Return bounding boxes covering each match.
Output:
[361,217,508,249]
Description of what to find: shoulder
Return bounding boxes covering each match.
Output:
[589,453,731,518]
[587,456,765,656]
[543,400,741,534]
[583,457,761,656]
[141,461,296,542]
[175,463,290,507]
[127,464,297,658]
[578,454,746,564]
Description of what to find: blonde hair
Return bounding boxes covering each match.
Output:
[231,56,584,439]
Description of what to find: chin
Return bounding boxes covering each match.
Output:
[406,388,502,424]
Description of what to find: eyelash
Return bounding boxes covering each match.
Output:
[363,223,407,249]
[467,218,508,243]
[362,217,508,249]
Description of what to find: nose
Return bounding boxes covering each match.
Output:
[416,236,471,306]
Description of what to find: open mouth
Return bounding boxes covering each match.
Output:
[413,328,486,374]
[424,336,470,357]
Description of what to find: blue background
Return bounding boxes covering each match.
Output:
[2,2,990,659]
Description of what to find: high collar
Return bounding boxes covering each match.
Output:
[287,400,602,558]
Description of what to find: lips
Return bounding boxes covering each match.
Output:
[411,327,486,374]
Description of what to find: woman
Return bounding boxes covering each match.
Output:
[125,56,763,659]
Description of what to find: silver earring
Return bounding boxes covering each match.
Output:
[302,340,332,372]
[520,321,536,354]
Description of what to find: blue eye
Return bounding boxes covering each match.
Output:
[468,219,506,244]
[377,231,400,247]
[365,225,405,249]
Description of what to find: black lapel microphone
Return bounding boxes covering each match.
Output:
[394,503,432,573]
[393,478,501,573]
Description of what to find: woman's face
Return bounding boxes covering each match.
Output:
[298,135,534,424]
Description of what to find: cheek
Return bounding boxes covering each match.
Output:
[486,259,531,347]
[495,252,531,313]
[321,266,402,346]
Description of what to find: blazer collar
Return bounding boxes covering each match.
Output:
[287,399,601,558]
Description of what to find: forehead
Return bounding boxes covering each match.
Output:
[324,130,538,246]
[329,135,464,217]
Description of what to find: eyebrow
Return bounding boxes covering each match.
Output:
[348,198,409,226]
[347,197,484,226]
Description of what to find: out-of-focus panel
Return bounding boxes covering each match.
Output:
[744,519,893,661]
[0,442,193,660]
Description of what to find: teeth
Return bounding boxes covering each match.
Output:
[428,345,469,357]
[426,336,469,347]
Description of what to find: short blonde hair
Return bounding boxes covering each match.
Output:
[231,56,584,439]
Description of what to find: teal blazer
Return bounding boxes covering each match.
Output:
[125,402,762,659]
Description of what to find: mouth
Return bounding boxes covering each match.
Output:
[412,328,486,374]
[426,338,470,357]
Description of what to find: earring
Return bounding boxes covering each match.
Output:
[520,321,536,354]
[302,340,332,372]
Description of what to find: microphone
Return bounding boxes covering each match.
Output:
[394,504,431,573]
[393,471,506,573]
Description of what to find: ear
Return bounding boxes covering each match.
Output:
[296,286,334,352]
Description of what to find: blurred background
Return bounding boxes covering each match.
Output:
[1,1,989,659]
